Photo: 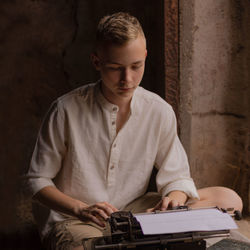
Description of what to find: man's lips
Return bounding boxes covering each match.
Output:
[118,87,134,91]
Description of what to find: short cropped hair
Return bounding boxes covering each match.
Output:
[95,12,145,49]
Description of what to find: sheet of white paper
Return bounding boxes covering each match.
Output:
[134,208,238,235]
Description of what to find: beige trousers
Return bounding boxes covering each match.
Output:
[43,192,162,250]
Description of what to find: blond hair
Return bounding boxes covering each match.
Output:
[95,12,145,49]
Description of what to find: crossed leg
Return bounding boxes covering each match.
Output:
[190,186,243,211]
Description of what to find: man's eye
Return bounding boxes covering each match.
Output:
[132,65,142,70]
[107,67,121,71]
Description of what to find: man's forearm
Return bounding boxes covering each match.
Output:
[33,186,118,227]
[34,186,88,218]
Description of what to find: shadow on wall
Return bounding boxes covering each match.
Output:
[0,0,165,247]
[227,0,250,215]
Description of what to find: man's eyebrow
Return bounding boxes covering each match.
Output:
[132,61,144,65]
[104,60,144,65]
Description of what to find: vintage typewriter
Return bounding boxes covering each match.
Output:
[90,206,241,250]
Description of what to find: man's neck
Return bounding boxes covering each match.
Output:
[100,83,133,133]
[117,98,131,113]
[100,83,133,112]
[116,101,131,133]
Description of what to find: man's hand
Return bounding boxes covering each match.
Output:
[75,202,118,227]
[147,191,188,212]
[34,186,118,227]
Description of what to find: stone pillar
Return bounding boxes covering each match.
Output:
[180,0,250,214]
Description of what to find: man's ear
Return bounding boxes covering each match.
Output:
[91,53,101,71]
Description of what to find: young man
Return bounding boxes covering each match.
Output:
[26,12,242,250]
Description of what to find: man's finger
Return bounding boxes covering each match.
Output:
[96,202,117,215]
[103,202,119,212]
[88,213,106,227]
[146,200,163,212]
[92,207,109,220]
[168,200,179,209]
[80,210,106,227]
[160,197,170,211]
[146,207,154,212]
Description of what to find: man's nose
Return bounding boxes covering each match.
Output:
[121,68,132,83]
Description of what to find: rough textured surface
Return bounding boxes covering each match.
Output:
[208,239,250,250]
[164,0,180,128]
[0,0,76,235]
[0,0,165,244]
[180,0,250,214]
[1,0,249,247]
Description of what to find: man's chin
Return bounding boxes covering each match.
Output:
[117,86,137,95]
[117,90,134,98]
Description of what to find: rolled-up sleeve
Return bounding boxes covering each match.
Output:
[25,100,66,197]
[155,107,199,200]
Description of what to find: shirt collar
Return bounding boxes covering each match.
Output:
[95,80,138,115]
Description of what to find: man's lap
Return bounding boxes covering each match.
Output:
[43,192,162,249]
[42,187,242,249]
[43,218,105,250]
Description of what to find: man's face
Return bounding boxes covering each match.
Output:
[92,35,147,104]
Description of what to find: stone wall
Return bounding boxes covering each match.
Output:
[0,0,76,236]
[1,0,249,244]
[180,0,250,214]
[0,0,165,241]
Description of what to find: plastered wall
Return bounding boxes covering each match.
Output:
[180,0,250,213]
[0,0,164,236]
[0,0,249,240]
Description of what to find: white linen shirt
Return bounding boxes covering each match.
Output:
[26,81,199,238]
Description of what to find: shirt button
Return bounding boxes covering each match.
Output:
[110,165,114,170]
[112,121,115,125]
[113,144,116,148]
[113,107,117,112]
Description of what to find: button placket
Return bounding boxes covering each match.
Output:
[108,156,116,183]
[107,164,115,187]
[110,107,117,138]
[107,105,119,187]
[107,142,119,187]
